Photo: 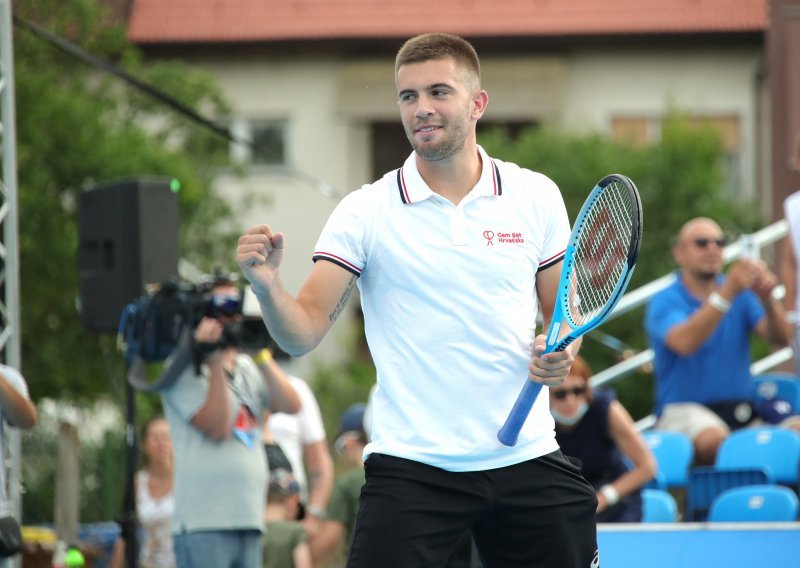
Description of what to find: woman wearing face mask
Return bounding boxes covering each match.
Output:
[551,355,657,522]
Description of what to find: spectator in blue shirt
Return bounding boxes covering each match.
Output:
[645,217,794,465]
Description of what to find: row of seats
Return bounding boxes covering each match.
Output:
[641,411,800,522]
[645,426,800,487]
[644,374,800,490]
[643,485,800,522]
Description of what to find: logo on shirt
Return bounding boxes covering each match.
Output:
[483,229,525,245]
[233,404,259,449]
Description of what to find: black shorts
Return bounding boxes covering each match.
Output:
[347,450,599,568]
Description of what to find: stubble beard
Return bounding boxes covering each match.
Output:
[692,267,720,282]
[406,118,470,163]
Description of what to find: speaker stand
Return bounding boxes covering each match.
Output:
[117,369,139,568]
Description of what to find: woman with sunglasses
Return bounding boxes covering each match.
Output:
[551,355,657,522]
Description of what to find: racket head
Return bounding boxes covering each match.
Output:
[556,174,642,335]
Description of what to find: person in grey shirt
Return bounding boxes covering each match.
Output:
[162,277,300,568]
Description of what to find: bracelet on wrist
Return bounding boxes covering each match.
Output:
[599,484,620,507]
[708,291,731,314]
[253,349,273,366]
[306,505,327,519]
[766,285,786,307]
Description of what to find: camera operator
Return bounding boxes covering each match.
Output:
[160,276,301,568]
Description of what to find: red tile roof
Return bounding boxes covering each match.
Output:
[128,0,768,44]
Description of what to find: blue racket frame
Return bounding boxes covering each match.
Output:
[497,174,642,446]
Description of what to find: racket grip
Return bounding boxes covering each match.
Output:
[497,380,544,446]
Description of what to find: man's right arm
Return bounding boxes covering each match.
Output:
[188,319,233,440]
[237,225,357,356]
[664,261,753,355]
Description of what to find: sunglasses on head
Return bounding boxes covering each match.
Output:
[693,237,727,249]
[551,386,587,400]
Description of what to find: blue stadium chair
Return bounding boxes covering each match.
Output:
[716,427,800,486]
[752,374,800,415]
[645,470,667,491]
[641,489,679,522]
[708,485,799,522]
[686,467,770,522]
[641,430,694,488]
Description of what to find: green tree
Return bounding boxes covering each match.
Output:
[13,0,237,401]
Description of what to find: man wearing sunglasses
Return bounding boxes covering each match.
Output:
[645,217,795,465]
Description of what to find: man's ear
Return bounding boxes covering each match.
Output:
[472,90,489,120]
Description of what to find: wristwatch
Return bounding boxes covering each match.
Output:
[306,505,327,519]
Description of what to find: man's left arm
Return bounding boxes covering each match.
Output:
[752,265,792,346]
[302,439,335,534]
[756,299,792,346]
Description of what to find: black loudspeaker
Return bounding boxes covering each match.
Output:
[77,178,180,332]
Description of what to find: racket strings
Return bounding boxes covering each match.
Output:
[567,181,634,326]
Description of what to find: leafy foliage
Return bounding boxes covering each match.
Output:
[13,0,237,402]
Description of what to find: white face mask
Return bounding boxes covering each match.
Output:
[551,402,589,427]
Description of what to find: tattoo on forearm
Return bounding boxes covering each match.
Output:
[329,277,356,322]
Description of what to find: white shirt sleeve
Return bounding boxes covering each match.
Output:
[292,377,326,444]
[313,188,375,275]
[0,364,30,400]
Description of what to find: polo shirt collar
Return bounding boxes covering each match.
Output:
[395,145,503,205]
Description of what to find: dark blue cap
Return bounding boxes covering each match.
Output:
[338,403,367,436]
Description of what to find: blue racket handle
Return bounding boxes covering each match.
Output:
[497,380,544,446]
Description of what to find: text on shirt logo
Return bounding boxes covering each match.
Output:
[484,230,525,245]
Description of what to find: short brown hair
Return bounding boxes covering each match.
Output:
[395,33,480,85]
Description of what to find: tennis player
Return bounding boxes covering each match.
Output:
[237,32,598,567]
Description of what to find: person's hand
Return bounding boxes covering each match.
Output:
[237,224,285,295]
[193,317,225,361]
[721,259,760,297]
[596,491,609,513]
[596,493,608,514]
[301,513,322,537]
[751,263,779,303]
[527,334,575,387]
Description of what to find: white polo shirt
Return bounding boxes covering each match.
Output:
[313,146,570,471]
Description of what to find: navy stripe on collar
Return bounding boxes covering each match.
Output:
[395,160,503,204]
[395,168,409,204]
[492,161,503,196]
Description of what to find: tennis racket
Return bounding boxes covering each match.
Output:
[497,174,643,446]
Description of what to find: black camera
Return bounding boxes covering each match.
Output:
[119,278,271,365]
